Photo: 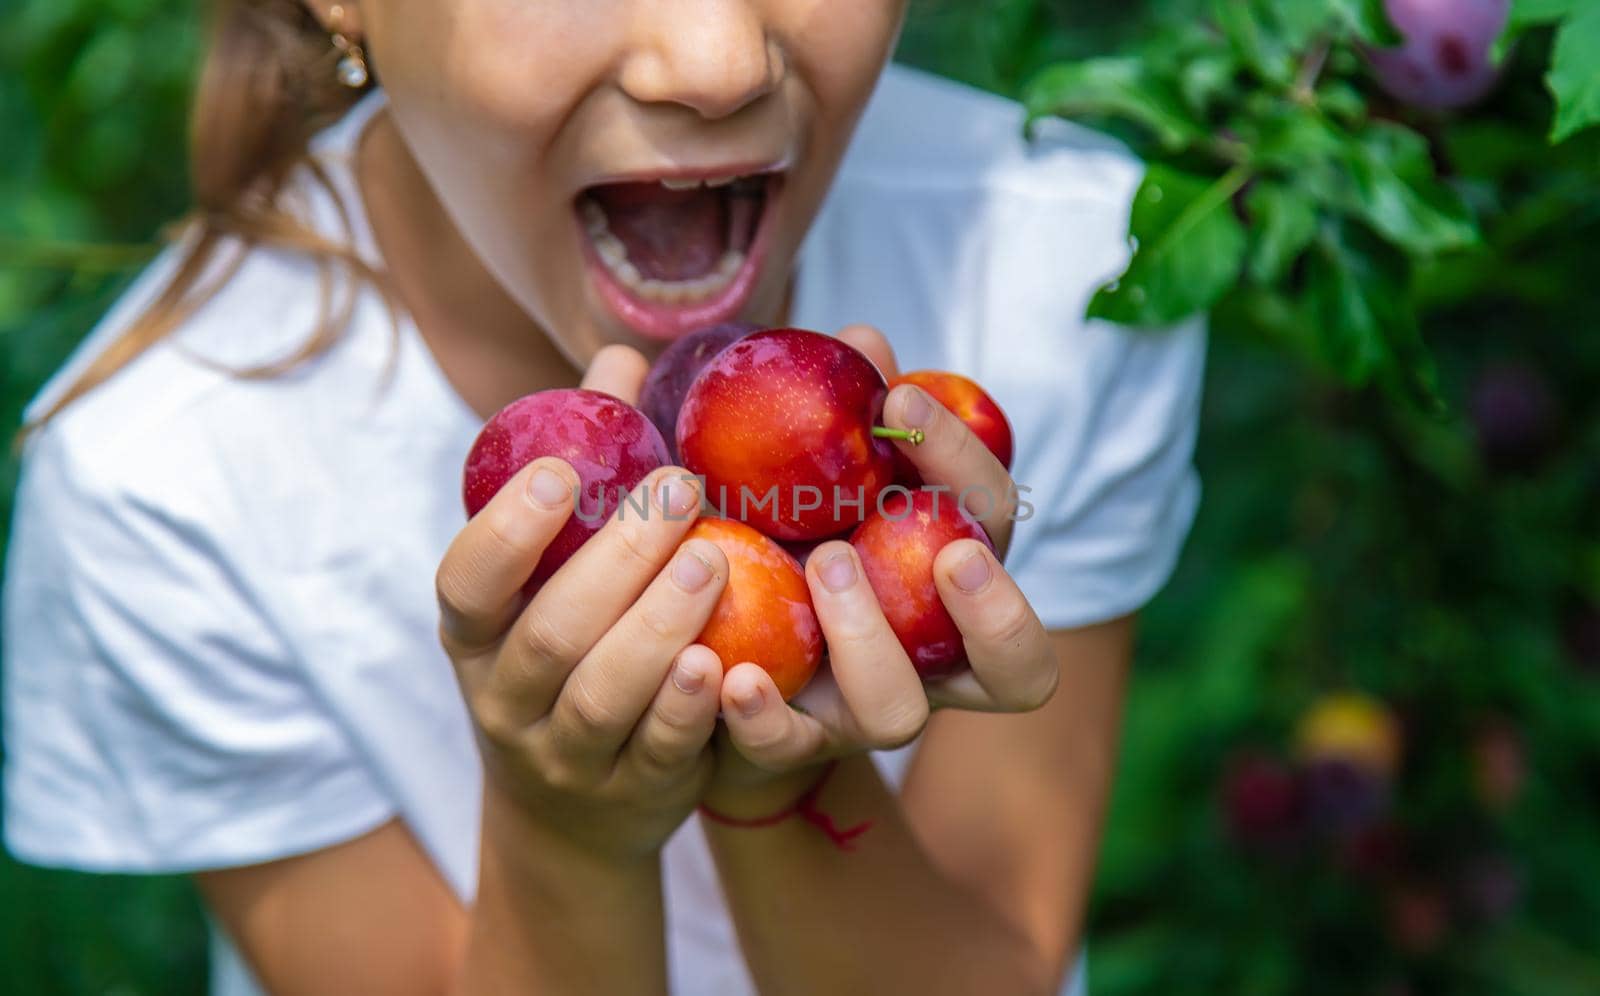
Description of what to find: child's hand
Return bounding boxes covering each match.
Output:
[436,347,730,862]
[704,326,1059,812]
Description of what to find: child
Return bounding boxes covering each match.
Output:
[3,2,1203,993]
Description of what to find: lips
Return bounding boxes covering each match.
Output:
[576,170,783,341]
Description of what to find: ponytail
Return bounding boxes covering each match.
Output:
[23,0,390,437]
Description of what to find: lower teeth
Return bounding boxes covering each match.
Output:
[580,198,747,304]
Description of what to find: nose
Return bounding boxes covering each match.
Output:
[619,1,785,120]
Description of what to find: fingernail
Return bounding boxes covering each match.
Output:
[528,467,569,509]
[732,683,764,717]
[673,550,715,592]
[819,551,856,593]
[659,475,699,517]
[952,548,992,593]
[672,661,705,695]
[901,387,933,428]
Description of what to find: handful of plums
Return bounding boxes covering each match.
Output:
[462,325,1014,701]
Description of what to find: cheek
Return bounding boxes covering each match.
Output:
[371,1,610,127]
[367,4,609,194]
[780,0,906,118]
[364,2,615,324]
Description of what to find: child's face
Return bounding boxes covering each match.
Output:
[360,0,908,360]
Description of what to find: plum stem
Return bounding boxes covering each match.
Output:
[873,425,924,446]
[1292,35,1331,107]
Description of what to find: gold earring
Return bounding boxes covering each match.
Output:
[329,5,369,88]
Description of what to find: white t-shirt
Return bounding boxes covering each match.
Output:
[3,65,1202,995]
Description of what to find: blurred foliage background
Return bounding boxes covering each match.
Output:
[3,0,1598,994]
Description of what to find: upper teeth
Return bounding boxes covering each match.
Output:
[580,199,609,236]
[579,197,746,304]
[659,174,742,191]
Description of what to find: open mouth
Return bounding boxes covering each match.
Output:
[576,169,783,341]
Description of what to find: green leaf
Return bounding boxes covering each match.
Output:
[1274,0,1338,49]
[1213,0,1393,73]
[1245,182,1318,283]
[1329,0,1402,46]
[1249,106,1347,172]
[1307,237,1387,385]
[1212,0,1296,84]
[1177,50,1239,117]
[1316,80,1370,124]
[1497,0,1574,60]
[1087,165,1251,327]
[1548,5,1600,143]
[1356,119,1439,183]
[1511,0,1581,27]
[1337,123,1481,254]
[1024,57,1203,152]
[1305,220,1442,409]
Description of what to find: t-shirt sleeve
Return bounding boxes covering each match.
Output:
[1003,313,1205,632]
[2,426,396,873]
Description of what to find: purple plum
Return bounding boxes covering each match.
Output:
[1367,0,1509,111]
[638,322,758,460]
[463,389,669,592]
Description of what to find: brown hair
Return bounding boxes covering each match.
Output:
[23,0,388,436]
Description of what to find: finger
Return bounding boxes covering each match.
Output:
[581,344,650,404]
[882,383,1016,556]
[836,324,899,380]
[720,663,833,771]
[806,543,929,750]
[488,467,702,724]
[437,457,579,656]
[548,538,729,756]
[619,644,724,781]
[925,540,1058,713]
